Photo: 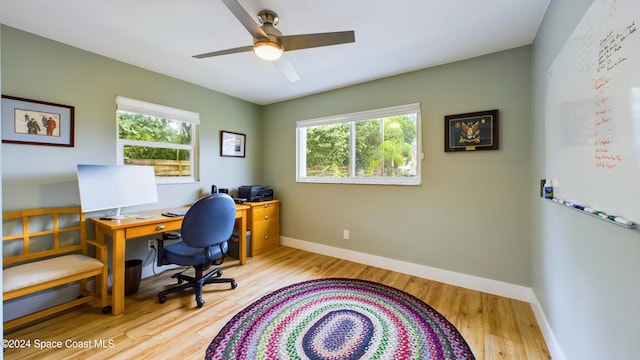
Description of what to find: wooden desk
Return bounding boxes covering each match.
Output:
[91,204,249,315]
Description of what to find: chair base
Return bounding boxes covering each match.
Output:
[158,267,237,308]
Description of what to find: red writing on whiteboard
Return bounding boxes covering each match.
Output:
[593,76,610,90]
[595,153,624,161]
[595,161,618,169]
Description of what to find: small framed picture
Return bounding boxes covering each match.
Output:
[220,131,246,158]
[1,95,75,147]
[444,109,499,152]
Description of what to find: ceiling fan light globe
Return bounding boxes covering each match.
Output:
[254,41,283,61]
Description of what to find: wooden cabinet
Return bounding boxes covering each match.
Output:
[246,200,280,256]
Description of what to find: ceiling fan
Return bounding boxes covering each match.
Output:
[193,0,356,82]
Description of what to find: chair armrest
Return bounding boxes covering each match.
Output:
[84,238,108,264]
[84,238,107,249]
[156,232,183,266]
[162,232,180,240]
[156,235,171,266]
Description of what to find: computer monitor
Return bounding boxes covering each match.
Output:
[76,164,159,219]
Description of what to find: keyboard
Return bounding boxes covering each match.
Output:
[161,210,188,217]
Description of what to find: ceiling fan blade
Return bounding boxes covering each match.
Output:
[274,55,300,82]
[280,31,355,51]
[221,0,268,39]
[193,45,254,59]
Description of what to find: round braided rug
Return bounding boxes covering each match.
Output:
[205,278,475,360]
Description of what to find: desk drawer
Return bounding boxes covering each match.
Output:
[125,220,181,238]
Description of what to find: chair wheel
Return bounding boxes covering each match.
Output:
[102,305,112,314]
[158,295,167,304]
[231,280,238,289]
[197,298,205,308]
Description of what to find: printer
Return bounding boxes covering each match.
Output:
[238,185,273,202]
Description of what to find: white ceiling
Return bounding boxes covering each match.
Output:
[0,0,550,105]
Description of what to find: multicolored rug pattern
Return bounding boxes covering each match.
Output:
[205,278,475,359]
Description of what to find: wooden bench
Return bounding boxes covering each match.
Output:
[3,207,110,331]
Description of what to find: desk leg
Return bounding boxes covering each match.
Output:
[111,229,126,315]
[238,210,247,265]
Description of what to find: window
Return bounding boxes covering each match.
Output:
[116,96,199,184]
[297,103,421,185]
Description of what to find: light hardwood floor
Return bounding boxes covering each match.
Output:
[4,246,551,359]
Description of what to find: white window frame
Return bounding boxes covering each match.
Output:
[116,96,200,184]
[296,103,422,185]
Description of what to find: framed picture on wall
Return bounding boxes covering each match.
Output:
[1,95,75,147]
[220,131,246,157]
[444,109,499,152]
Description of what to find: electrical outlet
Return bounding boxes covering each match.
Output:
[343,229,350,240]
[148,239,156,251]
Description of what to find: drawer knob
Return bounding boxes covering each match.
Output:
[264,215,270,220]
[264,204,269,208]
[265,235,269,240]
[155,225,165,231]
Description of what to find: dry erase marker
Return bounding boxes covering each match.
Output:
[584,208,603,215]
[585,208,608,218]
[572,204,585,210]
[607,215,633,226]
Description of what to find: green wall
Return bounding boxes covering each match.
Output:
[262,46,532,286]
[531,0,640,359]
[1,25,261,212]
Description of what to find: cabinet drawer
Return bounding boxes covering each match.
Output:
[126,220,181,238]
[252,222,279,254]
[252,210,279,227]
[252,203,279,221]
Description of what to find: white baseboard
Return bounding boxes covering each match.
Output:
[280,236,565,360]
[529,294,566,360]
[281,236,533,301]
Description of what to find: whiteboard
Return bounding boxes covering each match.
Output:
[545,0,640,222]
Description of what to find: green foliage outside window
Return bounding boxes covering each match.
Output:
[305,123,349,176]
[305,114,417,178]
[118,112,192,163]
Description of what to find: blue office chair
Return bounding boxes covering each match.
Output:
[156,193,238,308]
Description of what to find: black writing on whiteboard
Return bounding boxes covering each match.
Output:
[597,21,636,72]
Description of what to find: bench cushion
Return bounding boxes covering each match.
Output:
[4,254,104,293]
